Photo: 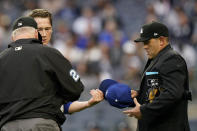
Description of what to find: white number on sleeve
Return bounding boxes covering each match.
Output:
[69,69,80,82]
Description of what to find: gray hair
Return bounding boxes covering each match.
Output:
[12,27,36,38]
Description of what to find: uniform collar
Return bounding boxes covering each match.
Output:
[153,44,171,60]
[145,44,171,67]
[8,38,42,48]
[141,44,172,78]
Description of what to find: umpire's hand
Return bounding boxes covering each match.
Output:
[131,90,138,98]
[123,98,142,119]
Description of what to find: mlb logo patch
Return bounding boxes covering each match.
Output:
[147,79,159,87]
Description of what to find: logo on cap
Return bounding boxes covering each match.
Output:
[105,90,108,96]
[140,28,143,34]
[134,21,169,42]
[15,46,22,51]
[154,32,158,36]
[18,22,22,27]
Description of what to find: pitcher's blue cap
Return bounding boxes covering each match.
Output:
[99,79,118,99]
[99,79,134,109]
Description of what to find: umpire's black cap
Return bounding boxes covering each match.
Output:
[12,16,42,42]
[134,21,169,42]
[12,16,38,31]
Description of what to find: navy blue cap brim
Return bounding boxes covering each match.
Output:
[99,79,118,98]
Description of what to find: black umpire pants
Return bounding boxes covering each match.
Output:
[1,118,60,131]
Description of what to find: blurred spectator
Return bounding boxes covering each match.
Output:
[165,6,194,43]
[0,0,22,22]
[72,6,101,36]
[191,0,197,48]
[173,43,196,69]
[152,0,170,18]
[53,20,70,42]
[145,4,158,23]
[99,19,126,48]
[72,6,102,50]
[23,0,38,10]
[164,5,180,33]
[55,0,81,27]
[99,2,123,29]
[109,31,124,80]
[54,32,84,66]
[121,35,144,89]
[89,126,102,131]
[98,43,113,81]
[83,35,102,75]
[38,0,64,14]
[0,13,11,51]
[179,0,194,17]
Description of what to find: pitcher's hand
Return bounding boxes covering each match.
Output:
[88,89,104,106]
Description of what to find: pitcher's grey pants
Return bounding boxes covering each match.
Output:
[1,118,60,131]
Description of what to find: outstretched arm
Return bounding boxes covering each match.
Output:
[65,89,104,114]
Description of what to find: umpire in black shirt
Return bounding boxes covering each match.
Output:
[0,16,84,131]
[123,21,191,131]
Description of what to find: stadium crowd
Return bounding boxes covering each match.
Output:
[0,0,197,130]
